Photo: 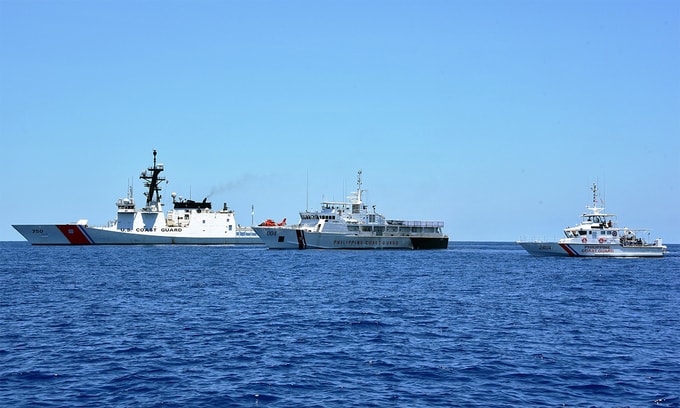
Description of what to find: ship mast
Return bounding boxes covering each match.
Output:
[588,182,606,216]
[140,149,166,210]
[591,182,597,208]
[356,169,363,203]
[591,182,604,210]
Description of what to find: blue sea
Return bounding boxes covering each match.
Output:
[1,242,678,407]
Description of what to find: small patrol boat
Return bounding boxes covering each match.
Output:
[13,150,262,245]
[517,183,666,257]
[253,170,449,249]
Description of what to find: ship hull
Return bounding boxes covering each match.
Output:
[253,226,448,249]
[13,224,262,245]
[517,241,666,257]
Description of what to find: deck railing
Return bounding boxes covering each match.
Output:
[386,220,444,228]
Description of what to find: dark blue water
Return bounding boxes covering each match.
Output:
[1,242,678,407]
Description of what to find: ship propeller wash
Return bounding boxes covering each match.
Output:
[13,150,261,245]
[253,170,449,249]
[517,183,666,257]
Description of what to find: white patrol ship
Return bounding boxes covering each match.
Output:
[253,170,449,249]
[517,183,666,257]
[13,150,262,245]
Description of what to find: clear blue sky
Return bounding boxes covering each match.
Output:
[1,0,679,243]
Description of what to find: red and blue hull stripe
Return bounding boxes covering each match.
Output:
[559,243,580,256]
[57,224,95,245]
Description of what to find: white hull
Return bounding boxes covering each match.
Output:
[517,241,666,257]
[13,224,262,245]
[253,226,448,249]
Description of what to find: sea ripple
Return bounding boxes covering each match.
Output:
[1,242,679,407]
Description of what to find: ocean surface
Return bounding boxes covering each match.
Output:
[1,241,678,407]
